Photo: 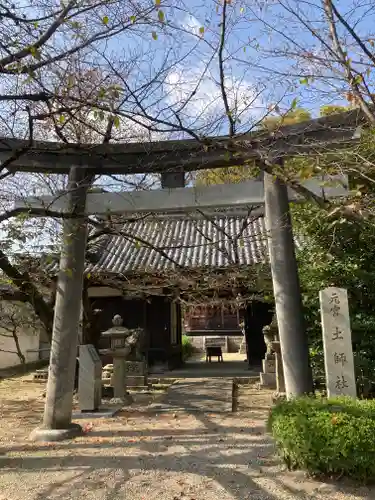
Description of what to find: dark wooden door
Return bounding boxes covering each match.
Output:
[146,297,170,350]
[245,301,274,364]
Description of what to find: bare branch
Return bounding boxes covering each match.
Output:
[218,0,235,136]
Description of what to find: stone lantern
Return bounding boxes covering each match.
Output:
[99,315,142,404]
[271,337,286,400]
[259,313,286,399]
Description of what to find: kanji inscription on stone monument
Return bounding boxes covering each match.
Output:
[319,287,356,398]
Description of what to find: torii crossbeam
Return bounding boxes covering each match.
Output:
[15,175,348,215]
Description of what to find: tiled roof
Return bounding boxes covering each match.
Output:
[84,215,274,275]
[47,214,303,276]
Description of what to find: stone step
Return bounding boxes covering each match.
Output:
[234,376,259,385]
[148,377,176,385]
[128,386,150,392]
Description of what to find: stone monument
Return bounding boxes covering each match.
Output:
[99,315,146,403]
[78,344,102,412]
[319,287,356,398]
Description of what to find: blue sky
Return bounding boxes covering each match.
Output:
[2,0,375,253]
[90,0,375,139]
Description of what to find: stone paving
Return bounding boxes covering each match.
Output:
[150,378,233,413]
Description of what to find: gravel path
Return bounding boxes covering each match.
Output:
[0,377,374,500]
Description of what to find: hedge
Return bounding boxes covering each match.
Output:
[268,397,375,482]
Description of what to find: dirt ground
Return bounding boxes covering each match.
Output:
[0,376,374,500]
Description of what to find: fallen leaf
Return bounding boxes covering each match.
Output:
[83,422,94,433]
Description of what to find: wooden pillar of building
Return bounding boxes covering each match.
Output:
[161,171,184,367]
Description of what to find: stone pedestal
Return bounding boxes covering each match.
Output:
[271,340,286,400]
[113,358,126,398]
[125,360,148,388]
[260,354,276,388]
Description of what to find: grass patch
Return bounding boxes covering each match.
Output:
[182,335,194,361]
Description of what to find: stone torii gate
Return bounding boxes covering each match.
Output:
[0,108,364,440]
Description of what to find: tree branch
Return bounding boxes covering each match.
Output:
[218,0,235,137]
[0,1,77,69]
[323,0,375,125]
[329,0,375,67]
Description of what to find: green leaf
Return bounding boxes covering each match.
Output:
[33,21,39,28]
[300,77,309,85]
[58,115,65,124]
[199,26,205,35]
[23,73,35,85]
[152,31,158,40]
[29,46,41,60]
[102,15,109,25]
[155,0,161,4]
[113,115,120,128]
[130,15,136,23]
[291,97,299,109]
[67,75,74,88]
[240,6,245,14]
[158,9,165,22]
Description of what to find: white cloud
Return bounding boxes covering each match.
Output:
[164,62,264,130]
[178,14,203,36]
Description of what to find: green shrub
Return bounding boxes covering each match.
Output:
[268,397,375,482]
[181,335,194,361]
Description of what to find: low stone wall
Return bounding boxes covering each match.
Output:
[227,336,243,353]
[187,335,243,354]
[0,358,48,379]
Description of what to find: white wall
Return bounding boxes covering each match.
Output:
[0,328,40,369]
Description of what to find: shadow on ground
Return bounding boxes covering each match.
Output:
[0,409,374,500]
[0,378,374,500]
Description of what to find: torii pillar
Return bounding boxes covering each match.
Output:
[30,167,91,441]
[264,171,313,397]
